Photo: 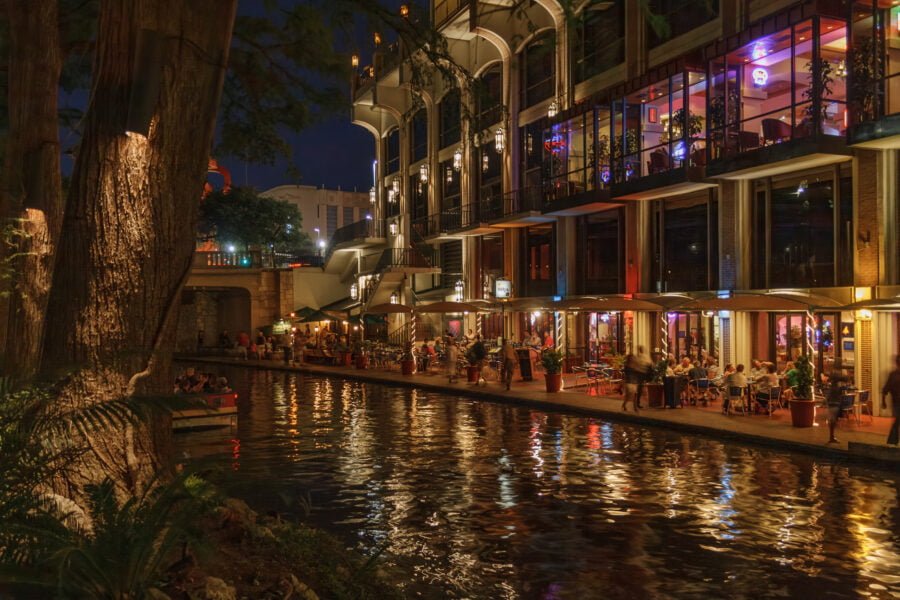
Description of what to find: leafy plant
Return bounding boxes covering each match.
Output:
[465,342,486,366]
[849,36,880,124]
[541,349,564,375]
[671,108,704,140]
[651,359,668,384]
[794,355,815,399]
[804,57,835,128]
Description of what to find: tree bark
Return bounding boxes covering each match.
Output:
[41,0,237,500]
[1,0,63,378]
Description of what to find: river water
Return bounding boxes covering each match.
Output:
[177,367,900,599]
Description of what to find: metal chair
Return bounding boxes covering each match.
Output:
[858,390,873,423]
[726,386,746,415]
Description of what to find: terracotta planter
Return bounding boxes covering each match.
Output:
[466,365,481,383]
[355,355,368,370]
[545,372,562,393]
[401,359,416,376]
[340,351,353,367]
[646,383,664,408]
[790,399,816,428]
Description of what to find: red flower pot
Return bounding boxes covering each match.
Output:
[545,373,562,393]
[401,359,416,376]
[790,399,816,428]
[355,355,368,370]
[341,351,353,367]
[466,365,481,383]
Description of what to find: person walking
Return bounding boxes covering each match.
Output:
[623,351,641,412]
[826,358,850,444]
[634,346,653,409]
[446,340,459,383]
[881,355,900,445]
[502,339,518,391]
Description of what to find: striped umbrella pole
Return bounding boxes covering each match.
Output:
[555,311,563,353]
[661,312,669,357]
[476,312,483,340]
[410,312,416,345]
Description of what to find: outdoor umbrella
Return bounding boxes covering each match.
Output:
[292,307,316,319]
[348,314,385,325]
[297,309,332,323]
[677,293,837,312]
[415,301,482,314]
[840,297,900,311]
[553,297,664,312]
[365,302,414,314]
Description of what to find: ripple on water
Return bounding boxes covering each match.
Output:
[176,368,900,599]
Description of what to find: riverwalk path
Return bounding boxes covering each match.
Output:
[182,355,900,466]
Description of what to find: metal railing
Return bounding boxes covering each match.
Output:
[192,251,322,269]
[481,186,543,221]
[374,247,436,275]
[325,218,384,263]
[433,0,469,27]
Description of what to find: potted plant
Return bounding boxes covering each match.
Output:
[646,358,667,408]
[542,349,564,393]
[400,341,416,376]
[789,354,816,427]
[465,343,485,383]
[336,338,352,367]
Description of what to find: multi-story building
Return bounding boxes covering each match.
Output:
[261,184,370,244]
[337,0,899,413]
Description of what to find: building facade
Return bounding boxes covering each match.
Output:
[338,0,899,413]
[261,185,370,243]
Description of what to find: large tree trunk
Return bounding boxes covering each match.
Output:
[0,0,63,378]
[41,0,236,501]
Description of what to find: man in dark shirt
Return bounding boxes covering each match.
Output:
[882,355,900,445]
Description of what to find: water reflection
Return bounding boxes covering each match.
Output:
[178,368,900,599]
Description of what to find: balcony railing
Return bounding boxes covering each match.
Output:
[433,0,468,27]
[325,218,384,263]
[192,251,322,269]
[481,187,544,221]
[374,247,436,275]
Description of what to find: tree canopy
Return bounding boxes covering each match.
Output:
[199,187,312,254]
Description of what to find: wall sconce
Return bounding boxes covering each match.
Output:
[454,279,464,302]
[374,32,382,46]
[453,147,463,171]
[125,29,165,137]
[350,282,359,300]
[419,162,429,183]
[392,177,400,194]
[548,100,559,118]
[387,189,396,204]
[858,230,871,248]
[482,153,490,173]
[351,54,359,68]
[494,128,506,154]
[857,308,873,321]
[389,221,398,236]
[445,166,453,184]
[399,4,409,17]
[369,186,376,204]
[390,291,399,304]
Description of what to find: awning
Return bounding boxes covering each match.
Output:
[321,296,362,313]
[292,306,317,319]
[365,302,414,314]
[677,293,841,312]
[415,301,482,314]
[841,297,900,311]
[553,297,664,312]
[296,309,333,323]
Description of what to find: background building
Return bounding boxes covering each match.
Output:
[262,185,371,242]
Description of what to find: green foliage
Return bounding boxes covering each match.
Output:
[541,349,564,375]
[465,342,486,366]
[794,355,815,399]
[199,187,312,253]
[651,360,668,384]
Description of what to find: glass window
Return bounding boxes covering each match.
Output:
[480,233,504,300]
[385,128,400,174]
[522,223,555,296]
[409,174,427,222]
[476,64,503,131]
[543,109,597,202]
[612,71,705,182]
[342,206,354,226]
[479,140,502,217]
[647,0,719,48]
[654,189,716,292]
[709,17,848,160]
[754,165,852,288]
[410,108,428,163]
[849,1,900,123]
[573,1,625,83]
[578,208,623,294]
[439,89,461,149]
[520,33,556,108]
[521,120,544,193]
[326,205,338,237]
[441,158,461,231]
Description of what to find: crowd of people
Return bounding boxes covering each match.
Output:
[174,367,232,395]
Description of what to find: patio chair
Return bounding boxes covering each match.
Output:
[689,378,712,406]
[858,390,873,423]
[839,393,857,423]
[726,386,746,415]
[648,149,670,174]
[754,387,782,416]
[762,118,792,145]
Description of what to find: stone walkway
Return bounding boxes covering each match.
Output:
[182,356,900,466]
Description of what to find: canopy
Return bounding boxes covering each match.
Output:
[553,297,664,312]
[365,302,414,314]
[292,306,317,319]
[296,309,332,323]
[415,301,482,314]
[840,297,900,311]
[677,293,832,312]
[348,314,385,325]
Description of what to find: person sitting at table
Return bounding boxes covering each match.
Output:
[781,361,800,402]
[688,361,711,405]
[724,364,748,415]
[420,338,436,372]
[673,357,692,376]
[527,331,541,348]
[665,357,676,377]
[542,330,554,350]
[754,363,780,413]
[749,359,765,381]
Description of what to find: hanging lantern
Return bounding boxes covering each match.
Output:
[445,166,453,184]
[369,186,376,204]
[482,153,490,173]
[389,221,398,235]
[548,100,559,118]
[350,282,359,300]
[399,4,409,17]
[387,189,396,204]
[454,279,464,302]
[374,32,382,46]
[494,128,505,154]
[351,54,359,68]
[390,291,399,304]
[419,162,429,183]
[392,177,400,194]
[453,147,463,171]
